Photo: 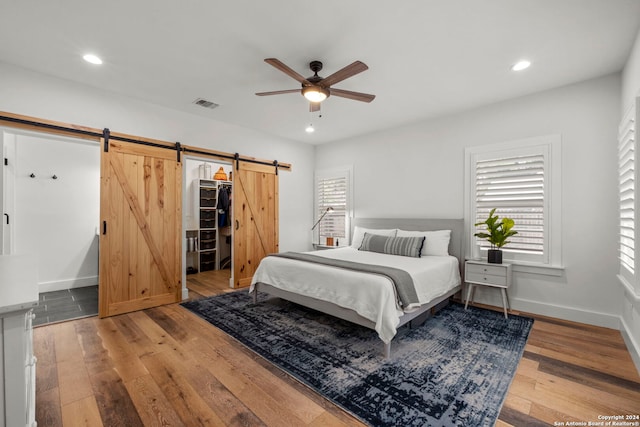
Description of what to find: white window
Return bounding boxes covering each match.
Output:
[465,135,562,269]
[314,167,352,246]
[618,105,636,287]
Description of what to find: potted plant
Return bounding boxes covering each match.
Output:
[474,208,518,264]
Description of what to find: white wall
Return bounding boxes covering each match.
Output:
[0,61,315,257]
[316,73,622,328]
[622,28,640,113]
[621,28,640,371]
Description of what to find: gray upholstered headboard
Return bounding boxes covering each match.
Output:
[351,218,465,268]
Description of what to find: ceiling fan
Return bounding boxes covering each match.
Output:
[255,58,375,112]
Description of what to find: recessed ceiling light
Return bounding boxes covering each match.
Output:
[511,60,531,71]
[83,54,103,65]
[305,124,315,133]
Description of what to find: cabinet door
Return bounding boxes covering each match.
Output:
[3,311,28,427]
[233,161,278,288]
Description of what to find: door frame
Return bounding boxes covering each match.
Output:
[0,128,15,255]
[181,155,234,295]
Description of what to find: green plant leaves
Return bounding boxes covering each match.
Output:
[474,209,518,249]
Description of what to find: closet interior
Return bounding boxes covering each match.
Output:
[184,158,233,283]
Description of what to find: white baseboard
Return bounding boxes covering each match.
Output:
[511,297,621,329]
[621,316,640,376]
[470,291,621,329]
[182,287,189,300]
[474,295,639,373]
[38,275,98,293]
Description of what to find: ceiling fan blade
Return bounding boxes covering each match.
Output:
[255,89,300,96]
[330,88,376,103]
[309,102,321,113]
[264,58,312,85]
[319,61,369,87]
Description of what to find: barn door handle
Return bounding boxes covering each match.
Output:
[102,221,107,235]
[3,213,8,225]
[235,220,239,230]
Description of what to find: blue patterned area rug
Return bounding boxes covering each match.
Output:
[181,291,533,427]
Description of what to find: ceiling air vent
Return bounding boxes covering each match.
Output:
[193,98,219,109]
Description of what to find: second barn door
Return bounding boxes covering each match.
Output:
[233,161,278,288]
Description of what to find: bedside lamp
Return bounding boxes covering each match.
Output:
[311,207,334,246]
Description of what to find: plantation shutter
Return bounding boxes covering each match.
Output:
[474,153,544,254]
[619,106,635,277]
[315,170,350,245]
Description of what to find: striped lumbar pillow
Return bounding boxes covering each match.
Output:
[359,232,426,258]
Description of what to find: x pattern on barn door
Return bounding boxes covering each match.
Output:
[233,161,279,288]
[99,139,182,317]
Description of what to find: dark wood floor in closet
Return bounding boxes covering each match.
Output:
[34,270,640,426]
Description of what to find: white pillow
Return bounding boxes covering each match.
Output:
[396,229,451,256]
[351,227,397,249]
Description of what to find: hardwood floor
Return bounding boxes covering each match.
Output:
[34,270,640,426]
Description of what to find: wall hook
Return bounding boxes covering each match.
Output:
[52,175,58,180]
[29,173,35,178]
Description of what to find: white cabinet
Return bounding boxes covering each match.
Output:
[464,260,513,319]
[1,309,37,427]
[0,254,38,427]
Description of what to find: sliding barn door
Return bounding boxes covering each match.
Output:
[233,161,279,288]
[99,139,182,317]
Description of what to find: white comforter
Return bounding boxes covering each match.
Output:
[249,247,461,343]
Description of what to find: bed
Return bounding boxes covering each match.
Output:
[249,218,464,357]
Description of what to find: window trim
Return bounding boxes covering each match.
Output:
[617,97,640,299]
[464,134,563,272]
[313,166,353,246]
[618,104,636,288]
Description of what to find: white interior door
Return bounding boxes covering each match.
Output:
[1,131,6,254]
[0,129,16,255]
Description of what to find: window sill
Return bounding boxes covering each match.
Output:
[617,274,640,303]
[465,257,564,277]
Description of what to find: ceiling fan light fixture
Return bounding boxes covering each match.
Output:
[302,86,329,103]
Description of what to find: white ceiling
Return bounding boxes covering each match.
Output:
[1,0,639,144]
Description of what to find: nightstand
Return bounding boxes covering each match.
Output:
[313,244,340,250]
[464,260,513,318]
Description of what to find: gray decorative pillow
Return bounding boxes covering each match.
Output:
[359,232,425,258]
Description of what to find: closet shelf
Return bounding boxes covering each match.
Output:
[192,178,232,272]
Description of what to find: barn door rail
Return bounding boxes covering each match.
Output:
[0,113,178,152]
[0,111,290,172]
[182,146,291,172]
[0,113,103,139]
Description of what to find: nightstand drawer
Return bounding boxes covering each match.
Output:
[466,263,507,277]
[466,271,508,286]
